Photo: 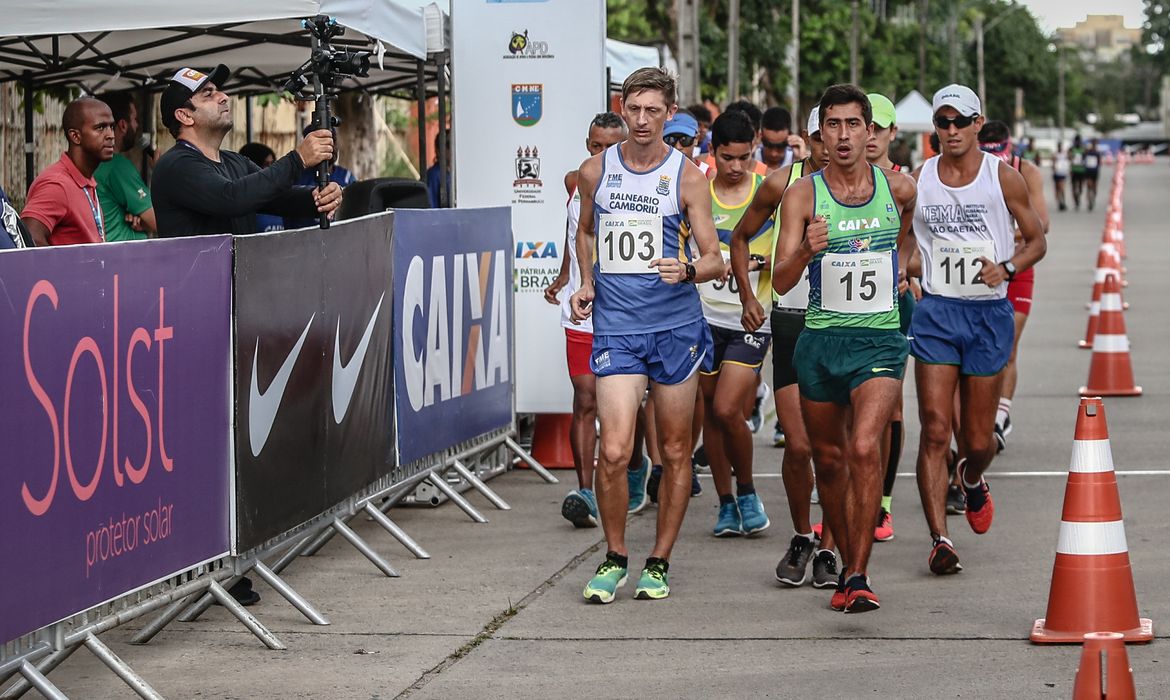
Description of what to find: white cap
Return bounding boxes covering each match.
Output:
[932,84,981,117]
[806,106,820,135]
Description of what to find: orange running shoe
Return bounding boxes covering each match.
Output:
[874,509,894,542]
[960,465,994,534]
[843,575,880,614]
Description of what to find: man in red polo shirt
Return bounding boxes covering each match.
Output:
[22,96,115,246]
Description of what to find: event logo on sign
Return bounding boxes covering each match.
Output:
[512,145,544,205]
[512,84,543,127]
[504,29,554,59]
[513,241,561,294]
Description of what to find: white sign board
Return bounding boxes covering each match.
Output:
[452,0,606,414]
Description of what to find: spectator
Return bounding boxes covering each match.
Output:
[1,185,30,249]
[283,125,356,229]
[150,64,341,236]
[426,130,452,209]
[663,110,705,174]
[239,142,286,232]
[95,91,156,241]
[21,96,115,246]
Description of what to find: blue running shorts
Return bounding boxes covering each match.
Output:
[908,293,1015,376]
[591,318,714,385]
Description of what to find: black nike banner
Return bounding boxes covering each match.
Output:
[233,214,395,552]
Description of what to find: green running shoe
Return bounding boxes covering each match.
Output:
[634,559,670,600]
[583,554,628,604]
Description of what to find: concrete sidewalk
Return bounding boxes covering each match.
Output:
[21,161,1169,699]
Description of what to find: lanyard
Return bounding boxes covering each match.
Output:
[82,185,105,241]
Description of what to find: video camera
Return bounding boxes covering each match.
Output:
[282,15,373,229]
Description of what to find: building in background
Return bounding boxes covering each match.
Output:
[1057,15,1142,63]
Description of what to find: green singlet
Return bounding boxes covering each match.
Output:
[805,165,901,331]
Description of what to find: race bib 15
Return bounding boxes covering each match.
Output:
[819,251,894,314]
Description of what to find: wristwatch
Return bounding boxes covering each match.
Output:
[684,262,697,283]
[1001,261,1017,281]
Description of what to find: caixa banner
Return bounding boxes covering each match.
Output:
[0,237,233,644]
[393,208,513,464]
[234,214,395,552]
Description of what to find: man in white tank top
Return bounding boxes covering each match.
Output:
[544,112,628,529]
[908,84,1046,576]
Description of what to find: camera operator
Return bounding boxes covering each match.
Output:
[151,65,342,237]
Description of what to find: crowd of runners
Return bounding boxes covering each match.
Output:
[544,67,1049,612]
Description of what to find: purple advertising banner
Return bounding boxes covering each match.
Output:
[0,237,233,644]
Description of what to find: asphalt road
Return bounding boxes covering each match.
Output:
[19,160,1169,699]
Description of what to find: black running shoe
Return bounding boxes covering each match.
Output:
[946,484,967,515]
[647,465,662,504]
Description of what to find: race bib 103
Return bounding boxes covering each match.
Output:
[597,213,663,274]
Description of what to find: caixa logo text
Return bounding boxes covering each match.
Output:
[400,250,510,411]
[20,276,176,516]
[515,240,558,258]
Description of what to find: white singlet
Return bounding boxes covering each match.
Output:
[913,152,1016,300]
[559,185,593,333]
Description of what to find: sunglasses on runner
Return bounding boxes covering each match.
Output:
[933,114,977,130]
[980,140,1011,154]
[761,139,788,150]
[664,134,696,147]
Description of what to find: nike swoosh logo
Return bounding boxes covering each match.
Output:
[249,314,315,457]
[332,293,386,424]
[871,367,893,373]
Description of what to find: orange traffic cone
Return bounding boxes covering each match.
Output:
[1079,274,1142,396]
[1079,258,1127,348]
[1072,632,1137,699]
[527,413,577,469]
[1031,398,1152,643]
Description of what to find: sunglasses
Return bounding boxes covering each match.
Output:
[933,114,977,130]
[664,134,696,147]
[761,139,788,150]
[980,140,1010,154]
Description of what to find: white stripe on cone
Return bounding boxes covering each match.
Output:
[1099,294,1123,312]
[1069,439,1116,473]
[1092,334,1130,353]
[1057,520,1128,555]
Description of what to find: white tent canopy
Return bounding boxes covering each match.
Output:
[895,89,934,133]
[0,0,445,94]
[606,39,668,88]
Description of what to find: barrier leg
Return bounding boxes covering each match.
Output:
[271,535,314,574]
[13,661,66,700]
[82,634,164,700]
[251,562,330,626]
[129,593,197,645]
[206,581,286,651]
[427,473,489,523]
[1,646,78,700]
[505,435,558,483]
[450,459,511,510]
[331,518,400,578]
[178,574,244,623]
[363,502,431,559]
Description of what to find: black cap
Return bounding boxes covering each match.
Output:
[160,64,230,132]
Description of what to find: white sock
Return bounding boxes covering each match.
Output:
[934,534,954,547]
[816,548,835,558]
[996,399,1012,428]
[795,531,815,542]
[960,463,983,490]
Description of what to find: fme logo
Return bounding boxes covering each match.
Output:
[515,241,557,259]
[400,250,510,411]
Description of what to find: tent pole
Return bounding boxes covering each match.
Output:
[23,71,34,192]
[436,51,448,207]
[416,59,426,182]
[245,95,254,144]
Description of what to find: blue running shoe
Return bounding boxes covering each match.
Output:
[691,464,702,497]
[738,492,770,535]
[713,501,742,537]
[627,455,651,514]
[562,488,598,528]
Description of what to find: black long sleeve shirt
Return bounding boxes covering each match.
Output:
[152,141,319,236]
